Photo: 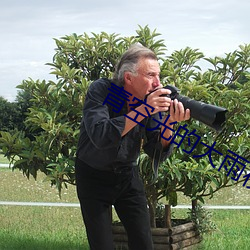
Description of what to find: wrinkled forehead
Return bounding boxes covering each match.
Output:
[136,58,160,73]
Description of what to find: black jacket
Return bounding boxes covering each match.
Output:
[76,78,173,171]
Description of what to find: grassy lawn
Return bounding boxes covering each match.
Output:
[201,210,250,249]
[0,206,88,250]
[1,160,250,249]
[0,167,88,250]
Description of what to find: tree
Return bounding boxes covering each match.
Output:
[0,87,33,133]
[141,44,250,226]
[0,96,21,131]
[14,86,34,132]
[0,26,249,226]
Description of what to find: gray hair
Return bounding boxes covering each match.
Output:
[113,44,157,86]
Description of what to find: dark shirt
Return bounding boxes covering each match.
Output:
[76,78,174,172]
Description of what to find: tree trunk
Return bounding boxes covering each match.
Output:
[148,198,156,228]
[192,199,197,213]
[164,204,172,228]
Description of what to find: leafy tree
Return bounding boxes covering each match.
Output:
[0,29,138,190]
[0,97,21,131]
[0,26,249,227]
[0,86,33,133]
[141,44,250,226]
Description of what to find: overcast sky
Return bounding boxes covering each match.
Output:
[0,0,249,101]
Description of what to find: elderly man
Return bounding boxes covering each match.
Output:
[75,44,190,250]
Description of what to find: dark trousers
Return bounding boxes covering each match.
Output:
[75,158,153,250]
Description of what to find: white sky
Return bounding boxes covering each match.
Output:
[0,0,249,101]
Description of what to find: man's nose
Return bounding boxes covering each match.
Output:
[152,76,162,88]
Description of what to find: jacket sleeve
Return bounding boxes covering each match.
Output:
[143,114,174,162]
[82,79,126,149]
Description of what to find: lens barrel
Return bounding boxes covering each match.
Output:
[177,95,227,131]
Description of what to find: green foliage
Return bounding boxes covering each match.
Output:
[136,25,167,57]
[0,26,249,227]
[187,204,217,235]
[48,32,132,81]
[0,26,167,194]
[0,97,22,131]
[140,42,250,226]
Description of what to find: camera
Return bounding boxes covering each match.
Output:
[149,85,228,131]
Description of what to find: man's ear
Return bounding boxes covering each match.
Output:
[124,72,133,85]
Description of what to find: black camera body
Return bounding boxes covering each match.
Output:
[153,85,227,131]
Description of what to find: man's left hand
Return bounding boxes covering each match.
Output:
[169,99,190,123]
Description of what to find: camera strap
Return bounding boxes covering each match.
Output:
[151,132,163,181]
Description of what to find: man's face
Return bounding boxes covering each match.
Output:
[127,58,162,99]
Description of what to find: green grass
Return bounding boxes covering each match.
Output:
[0,206,89,250]
[0,167,89,250]
[201,210,250,250]
[0,167,78,203]
[1,167,250,249]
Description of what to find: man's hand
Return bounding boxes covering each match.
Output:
[160,98,190,148]
[169,99,190,123]
[145,88,190,122]
[146,88,172,114]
